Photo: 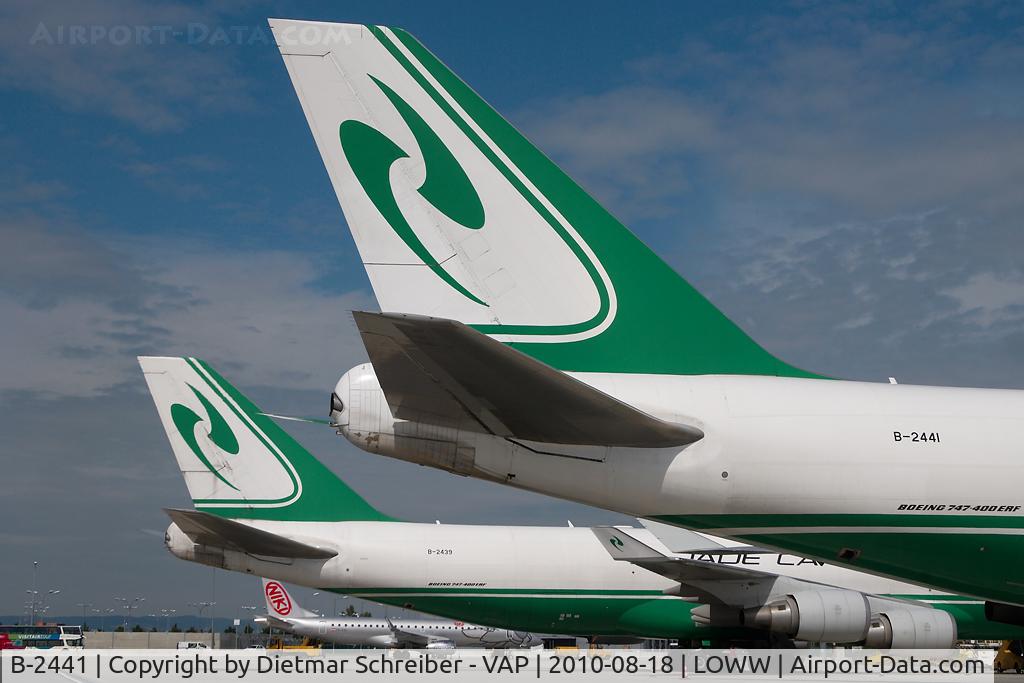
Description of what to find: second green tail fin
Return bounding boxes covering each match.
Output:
[140,356,392,522]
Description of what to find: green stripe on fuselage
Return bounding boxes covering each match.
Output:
[338,588,726,639]
[327,586,1024,641]
[657,513,1024,530]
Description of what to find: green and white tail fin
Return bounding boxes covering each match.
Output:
[271,20,817,378]
[139,356,391,522]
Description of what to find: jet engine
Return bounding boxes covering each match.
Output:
[863,606,957,648]
[747,589,870,643]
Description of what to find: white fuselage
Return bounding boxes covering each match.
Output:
[334,365,1024,605]
[275,615,538,648]
[166,517,962,638]
[470,372,1023,518]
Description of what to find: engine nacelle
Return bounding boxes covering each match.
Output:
[165,522,227,569]
[164,523,295,576]
[331,364,484,477]
[747,589,870,643]
[863,606,957,648]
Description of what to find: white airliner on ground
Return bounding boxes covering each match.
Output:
[266,18,1024,628]
[259,578,538,648]
[141,356,1024,647]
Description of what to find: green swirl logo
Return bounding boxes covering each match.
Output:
[171,384,240,491]
[339,75,487,306]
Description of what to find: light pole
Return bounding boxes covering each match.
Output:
[160,609,177,632]
[31,561,38,624]
[189,601,216,645]
[238,605,257,648]
[46,589,61,619]
[25,591,37,624]
[239,606,257,630]
[77,603,92,629]
[27,587,60,625]
[210,568,216,638]
[312,592,323,617]
[95,608,112,631]
[115,597,145,630]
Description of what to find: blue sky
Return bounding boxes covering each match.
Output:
[2,0,1024,620]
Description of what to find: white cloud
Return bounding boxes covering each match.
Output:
[943,272,1024,327]
[517,86,718,221]
[513,5,1024,387]
[521,4,1024,220]
[0,0,256,131]
[0,222,375,399]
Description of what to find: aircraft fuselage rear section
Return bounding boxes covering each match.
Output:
[165,518,722,638]
[167,515,1005,640]
[334,365,1024,606]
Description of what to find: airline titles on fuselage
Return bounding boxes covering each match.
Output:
[690,553,825,567]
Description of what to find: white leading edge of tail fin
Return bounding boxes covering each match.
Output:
[139,356,391,522]
[270,19,611,343]
[140,356,299,508]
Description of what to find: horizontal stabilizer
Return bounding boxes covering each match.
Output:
[354,311,703,447]
[263,615,293,630]
[165,508,337,559]
[639,519,773,555]
[258,412,333,425]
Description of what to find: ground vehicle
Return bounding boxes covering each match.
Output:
[0,625,82,649]
[176,641,209,650]
[995,640,1024,674]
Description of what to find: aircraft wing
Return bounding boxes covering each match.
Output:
[386,618,451,648]
[164,508,337,559]
[592,527,774,584]
[639,519,775,555]
[353,311,703,448]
